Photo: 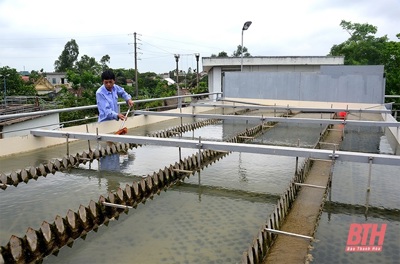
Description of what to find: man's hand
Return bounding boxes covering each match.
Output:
[127,99,134,108]
[117,113,126,120]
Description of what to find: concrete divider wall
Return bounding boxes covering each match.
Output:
[381,113,400,155]
[241,123,334,263]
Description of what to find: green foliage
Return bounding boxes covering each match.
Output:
[3,37,209,123]
[75,55,102,75]
[28,70,42,83]
[191,81,208,94]
[381,38,400,96]
[211,51,228,57]
[329,20,400,97]
[0,66,37,99]
[212,45,251,57]
[54,39,79,72]
[54,87,97,126]
[232,45,251,57]
[100,55,110,71]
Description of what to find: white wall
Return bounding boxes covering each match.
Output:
[2,114,60,138]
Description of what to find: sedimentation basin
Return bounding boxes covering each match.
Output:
[0,99,399,263]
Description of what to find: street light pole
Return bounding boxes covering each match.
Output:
[241,21,252,72]
[195,53,200,89]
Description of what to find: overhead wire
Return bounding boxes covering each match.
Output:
[0,32,227,72]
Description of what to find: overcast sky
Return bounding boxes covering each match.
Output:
[0,0,399,74]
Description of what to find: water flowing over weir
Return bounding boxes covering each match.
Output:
[0,101,399,264]
[0,109,270,263]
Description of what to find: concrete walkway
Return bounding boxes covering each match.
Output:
[264,125,343,264]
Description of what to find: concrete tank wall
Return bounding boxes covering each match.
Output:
[223,65,385,104]
[1,113,60,138]
[0,105,225,158]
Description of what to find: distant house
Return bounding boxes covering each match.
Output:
[34,77,56,95]
[159,73,170,79]
[21,76,30,82]
[19,71,30,76]
[19,71,30,83]
[126,79,134,86]
[44,72,70,89]
[164,77,175,86]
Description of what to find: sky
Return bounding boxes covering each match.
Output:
[0,0,399,74]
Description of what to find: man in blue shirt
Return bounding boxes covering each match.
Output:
[96,70,134,122]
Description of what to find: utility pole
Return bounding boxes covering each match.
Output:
[174,54,180,108]
[134,32,138,99]
[195,53,200,89]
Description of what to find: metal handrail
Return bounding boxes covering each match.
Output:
[0,92,222,120]
[30,129,400,166]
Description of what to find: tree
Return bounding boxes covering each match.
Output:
[75,55,102,74]
[100,55,110,71]
[211,46,251,58]
[232,45,250,57]
[381,34,400,96]
[28,70,42,84]
[329,20,400,96]
[54,39,79,72]
[211,51,228,57]
[0,66,37,98]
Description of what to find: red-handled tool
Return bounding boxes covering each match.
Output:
[115,107,131,135]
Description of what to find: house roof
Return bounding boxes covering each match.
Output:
[164,77,175,85]
[19,71,30,76]
[0,105,44,126]
[34,76,55,92]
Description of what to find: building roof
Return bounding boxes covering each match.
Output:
[19,71,30,76]
[21,76,30,82]
[202,56,345,72]
[164,77,175,85]
[34,76,55,93]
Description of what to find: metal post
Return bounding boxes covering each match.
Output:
[96,127,100,150]
[367,157,373,192]
[365,190,370,216]
[66,133,70,156]
[197,136,202,171]
[328,145,338,202]
[86,123,91,152]
[264,228,313,241]
[197,138,202,187]
[342,124,345,140]
[178,144,182,162]
[295,139,299,175]
[261,114,264,134]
